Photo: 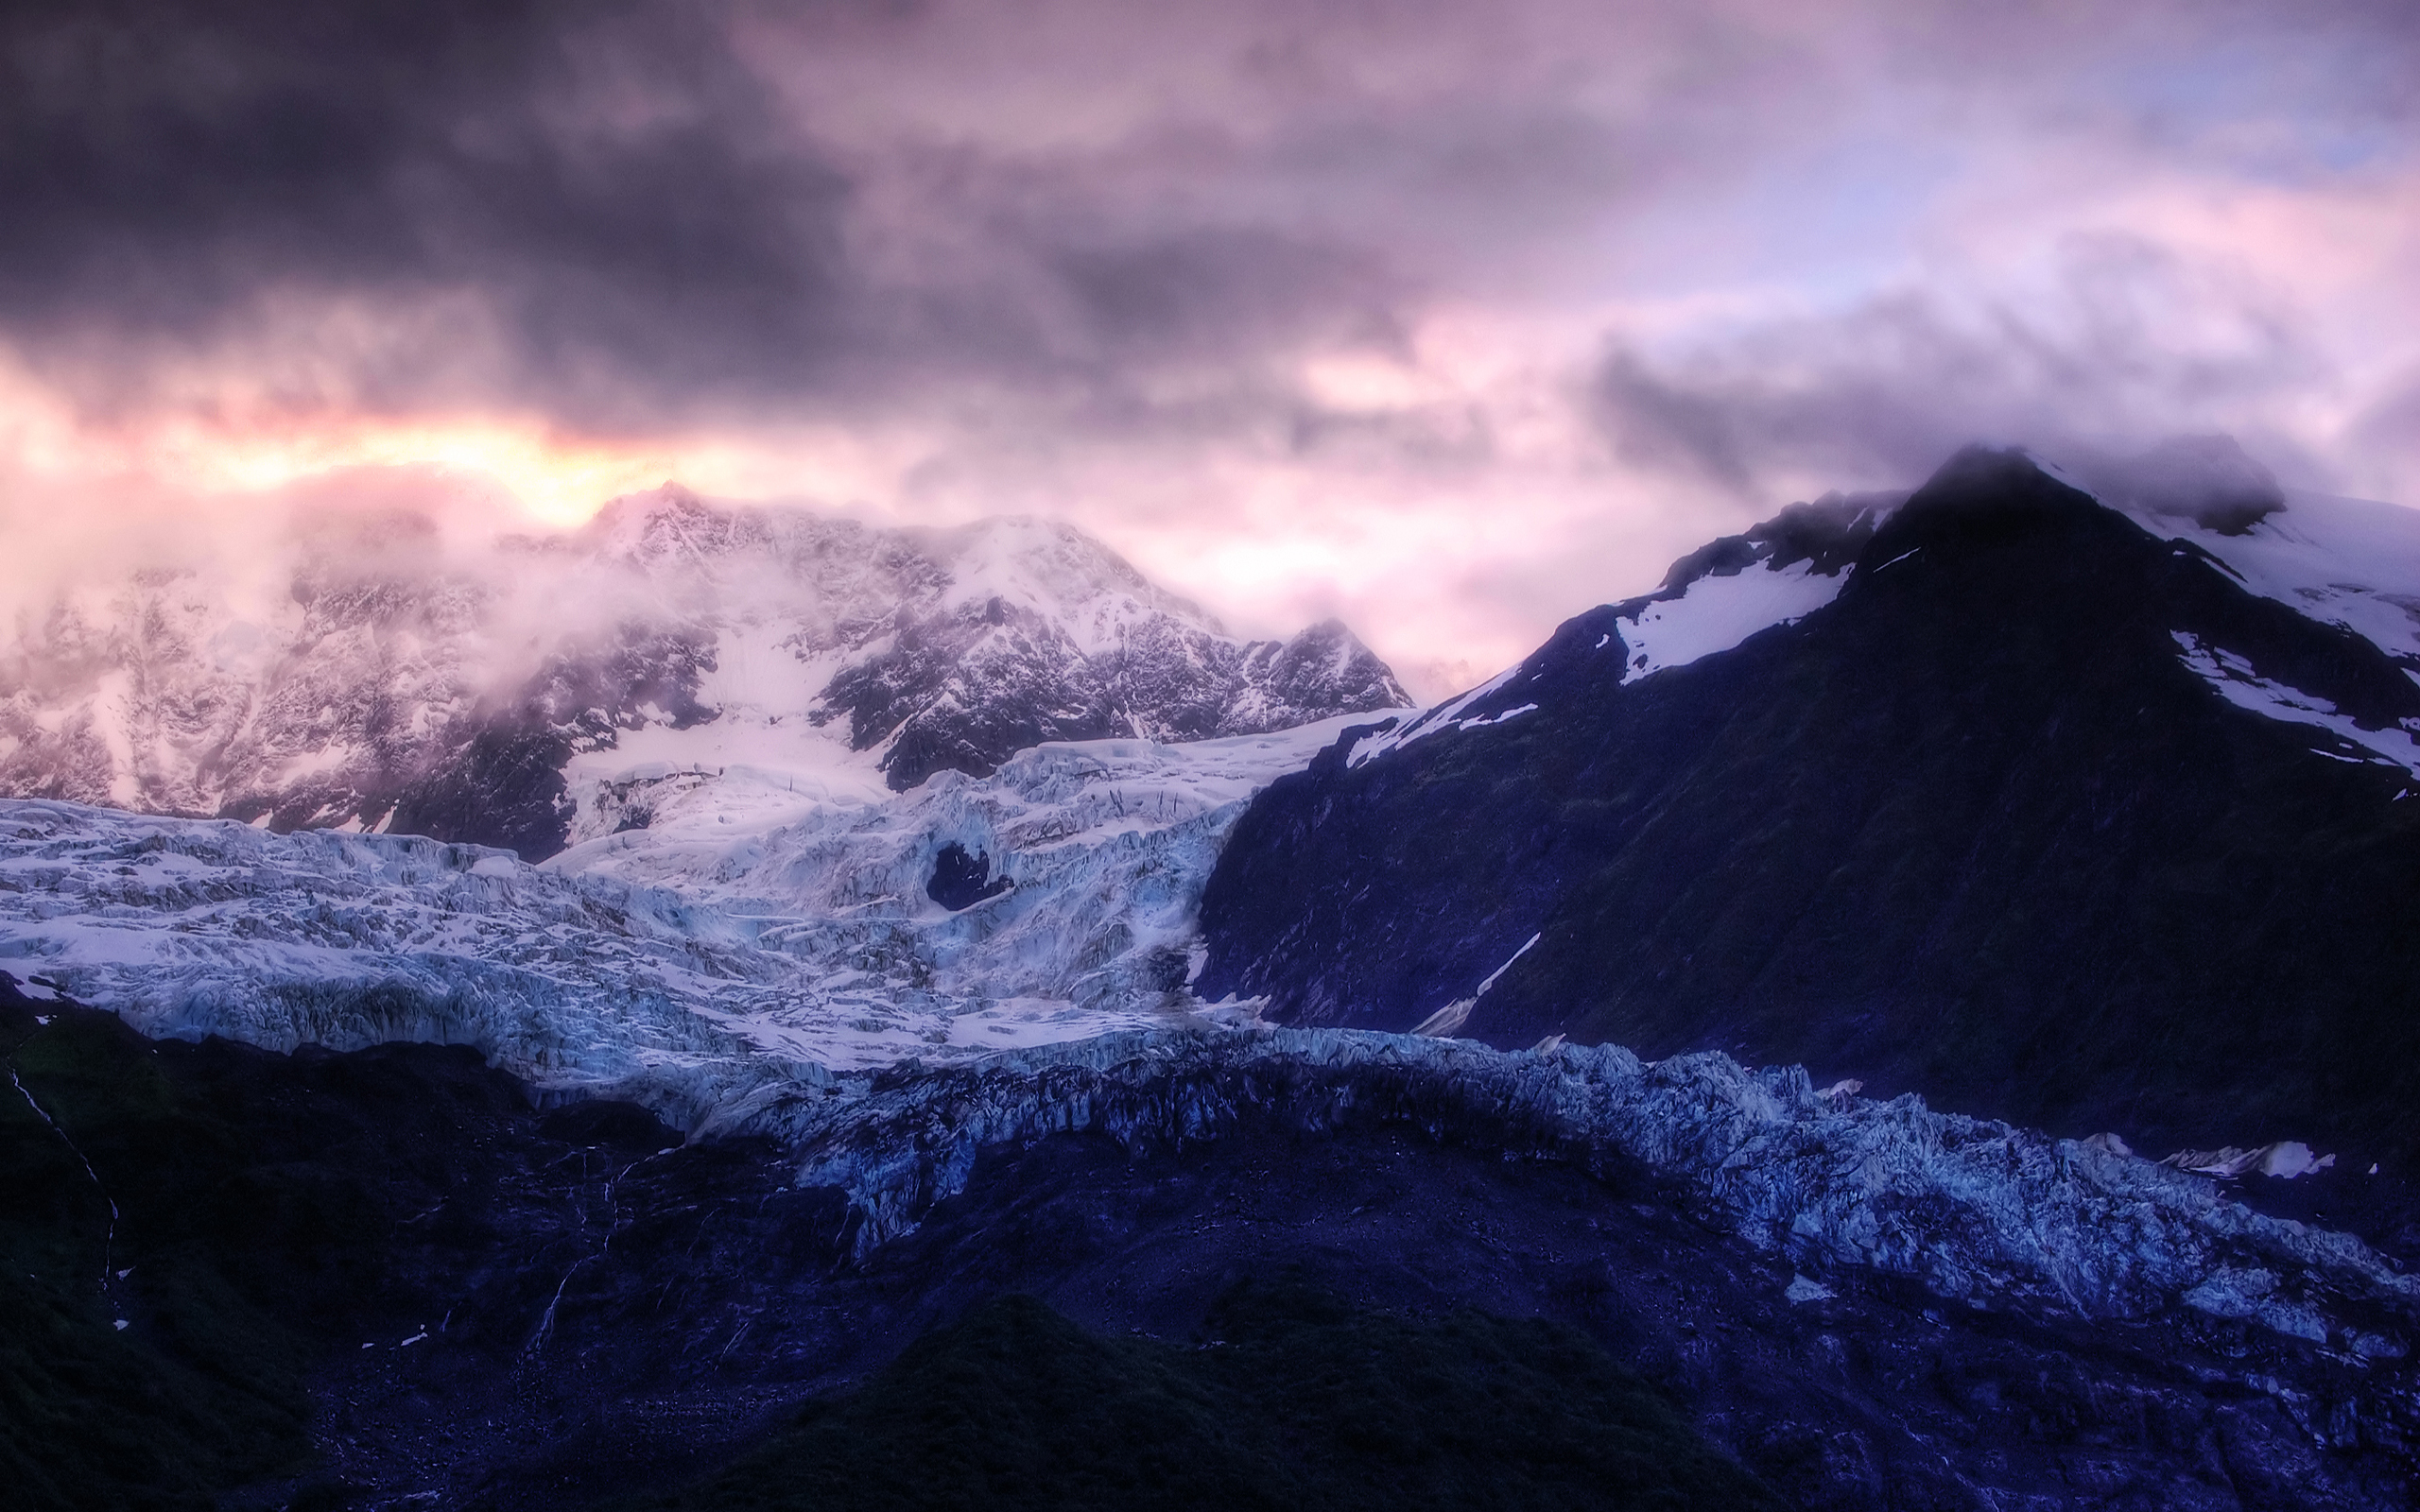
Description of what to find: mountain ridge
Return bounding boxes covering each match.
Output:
[0,487,1408,859]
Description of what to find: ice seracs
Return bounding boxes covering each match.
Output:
[2161,1141,2340,1180]
[772,1025,2420,1352]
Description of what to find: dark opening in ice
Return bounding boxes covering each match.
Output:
[927,842,1011,911]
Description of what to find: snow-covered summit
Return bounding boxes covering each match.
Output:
[0,486,1409,859]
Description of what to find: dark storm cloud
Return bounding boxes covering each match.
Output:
[13,0,2411,442]
[0,0,869,416]
[4,0,2418,688]
[0,0,1432,427]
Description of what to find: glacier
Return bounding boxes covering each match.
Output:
[9,442,2420,1378]
[771,1027,2419,1353]
[0,713,1392,1118]
[9,762,2410,1354]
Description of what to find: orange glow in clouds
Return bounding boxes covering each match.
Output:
[0,365,921,534]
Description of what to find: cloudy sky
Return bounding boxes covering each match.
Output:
[5,0,2416,694]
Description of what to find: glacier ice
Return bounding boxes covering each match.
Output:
[0,713,1388,1110]
[771,1026,2420,1350]
[6,733,2418,1352]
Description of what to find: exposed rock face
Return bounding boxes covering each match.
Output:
[0,489,1407,857]
[818,591,1404,794]
[1199,447,2420,1165]
[1649,489,1895,593]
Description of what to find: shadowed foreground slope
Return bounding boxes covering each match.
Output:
[629,1283,1784,1512]
[7,974,2418,1510]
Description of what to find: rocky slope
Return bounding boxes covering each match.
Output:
[1198,445,2420,1168]
[0,489,1407,859]
[9,975,2417,1510]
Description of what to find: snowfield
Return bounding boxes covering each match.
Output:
[2155,489,2420,671]
[1614,557,1849,683]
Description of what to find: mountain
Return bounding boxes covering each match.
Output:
[1197,445,2420,1166]
[0,488,1408,860]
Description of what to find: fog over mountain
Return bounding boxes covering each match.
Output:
[0,486,1406,858]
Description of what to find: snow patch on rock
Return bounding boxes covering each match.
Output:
[2136,487,2420,669]
[2171,630,2420,775]
[1616,560,1848,683]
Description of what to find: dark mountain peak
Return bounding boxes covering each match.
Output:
[1201,440,2420,1167]
[1830,445,2167,597]
[1754,489,1900,572]
[1873,443,2113,541]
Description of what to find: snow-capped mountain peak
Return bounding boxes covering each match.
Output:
[0,489,1409,859]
